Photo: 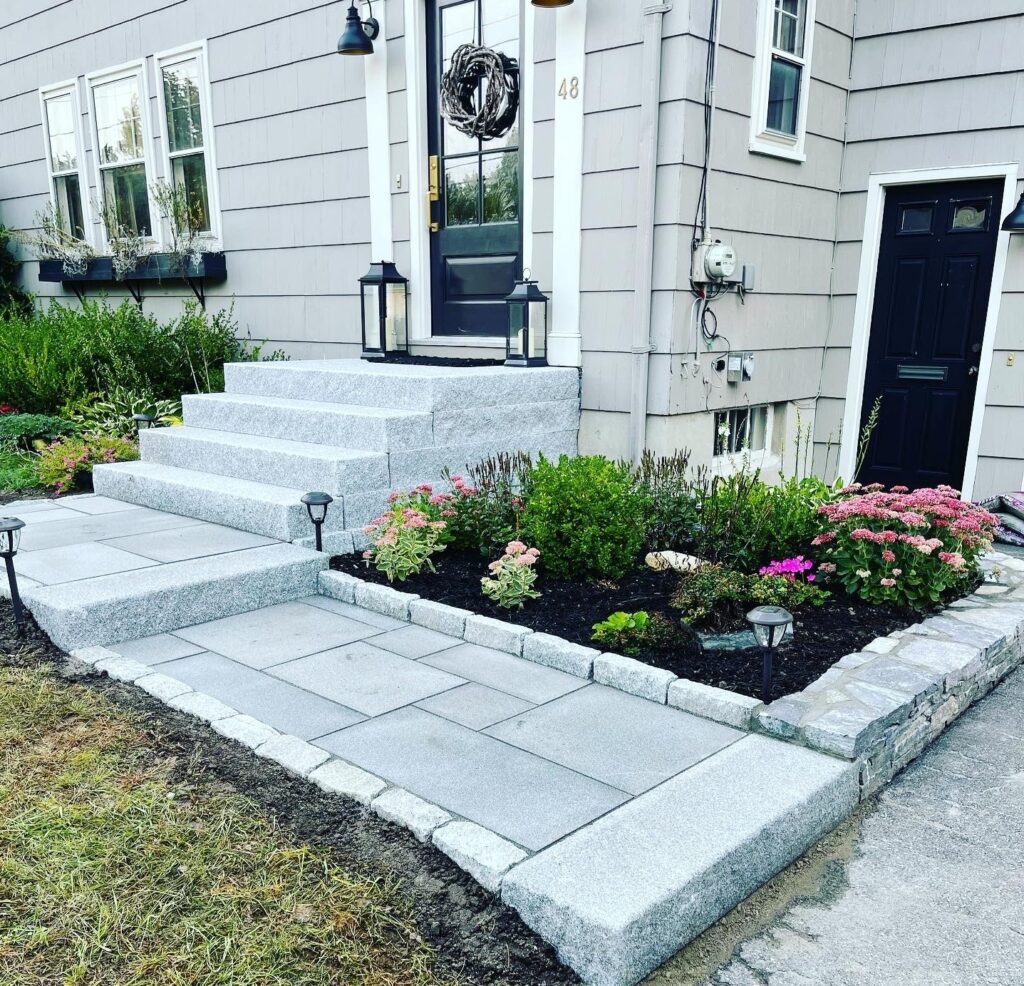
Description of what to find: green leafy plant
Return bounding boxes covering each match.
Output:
[441,451,533,554]
[361,492,448,582]
[481,540,541,609]
[0,224,31,315]
[590,609,678,657]
[632,449,700,552]
[0,439,40,492]
[0,413,77,450]
[36,434,139,494]
[68,388,181,438]
[520,454,650,580]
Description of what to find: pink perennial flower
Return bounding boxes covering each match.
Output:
[759,556,816,583]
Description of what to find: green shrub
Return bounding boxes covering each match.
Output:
[0,441,40,492]
[0,413,76,449]
[441,452,533,554]
[37,435,139,494]
[520,455,649,580]
[0,299,284,414]
[0,226,30,316]
[671,563,826,628]
[591,610,678,656]
[633,450,701,552]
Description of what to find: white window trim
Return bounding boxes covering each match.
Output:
[748,0,816,163]
[712,404,777,474]
[38,78,93,246]
[85,58,160,249]
[153,40,222,246]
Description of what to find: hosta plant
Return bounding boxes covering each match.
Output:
[812,483,998,609]
[362,488,448,582]
[591,609,678,656]
[481,540,541,609]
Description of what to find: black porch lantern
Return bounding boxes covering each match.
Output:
[359,261,409,360]
[132,412,156,431]
[504,275,548,367]
[1002,191,1024,231]
[746,605,793,705]
[337,2,379,56]
[301,492,334,552]
[0,517,27,636]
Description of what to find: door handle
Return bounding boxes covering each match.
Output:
[427,154,440,233]
[968,365,978,376]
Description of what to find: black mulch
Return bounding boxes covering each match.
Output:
[0,603,577,985]
[332,550,919,700]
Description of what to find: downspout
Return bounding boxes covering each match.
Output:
[629,1,671,465]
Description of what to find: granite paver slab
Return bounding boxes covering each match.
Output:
[485,684,743,794]
[416,682,535,730]
[18,507,198,551]
[421,642,588,704]
[111,633,206,665]
[316,706,629,850]
[104,521,276,562]
[16,541,158,585]
[55,494,144,514]
[302,594,406,630]
[272,641,465,716]
[369,624,461,659]
[159,652,365,739]
[173,600,377,669]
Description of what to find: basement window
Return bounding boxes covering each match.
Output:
[749,0,816,162]
[714,405,770,458]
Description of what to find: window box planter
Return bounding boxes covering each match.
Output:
[38,251,227,306]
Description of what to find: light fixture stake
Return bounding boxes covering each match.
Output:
[745,604,793,705]
[0,517,27,637]
[301,492,334,552]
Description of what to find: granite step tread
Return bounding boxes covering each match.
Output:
[139,426,389,493]
[24,542,328,651]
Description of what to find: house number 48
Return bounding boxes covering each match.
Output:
[558,76,580,100]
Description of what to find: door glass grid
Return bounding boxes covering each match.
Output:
[441,0,519,229]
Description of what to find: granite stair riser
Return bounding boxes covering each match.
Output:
[140,427,390,493]
[224,360,580,411]
[182,393,433,451]
[25,545,327,651]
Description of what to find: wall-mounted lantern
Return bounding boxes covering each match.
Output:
[359,261,409,361]
[531,0,575,7]
[746,604,793,705]
[1001,192,1024,231]
[504,275,548,368]
[0,517,27,636]
[337,2,379,56]
[301,492,334,552]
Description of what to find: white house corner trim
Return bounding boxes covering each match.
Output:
[549,0,587,368]
[364,5,393,263]
[837,163,1018,500]
[404,0,431,341]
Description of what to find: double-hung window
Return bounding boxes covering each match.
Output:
[88,64,154,238]
[40,83,89,241]
[749,0,815,161]
[156,45,218,238]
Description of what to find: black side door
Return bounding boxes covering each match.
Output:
[426,0,522,337]
[858,179,1003,490]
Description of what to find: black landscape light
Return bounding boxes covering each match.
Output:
[0,517,27,636]
[359,261,409,360]
[132,412,156,431]
[301,492,334,552]
[504,274,549,367]
[337,2,379,55]
[746,605,793,705]
[1001,191,1024,231]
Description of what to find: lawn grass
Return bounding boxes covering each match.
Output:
[0,444,39,493]
[0,666,456,986]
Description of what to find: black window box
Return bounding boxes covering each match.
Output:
[38,252,227,284]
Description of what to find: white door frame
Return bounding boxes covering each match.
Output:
[837,162,1018,499]
[400,0,536,348]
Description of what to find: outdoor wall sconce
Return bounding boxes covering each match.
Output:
[746,604,793,705]
[337,2,379,56]
[301,492,334,552]
[359,261,409,360]
[1001,191,1024,231]
[132,413,156,431]
[504,274,549,368]
[531,0,575,7]
[0,517,27,637]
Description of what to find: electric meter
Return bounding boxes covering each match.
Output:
[704,243,737,280]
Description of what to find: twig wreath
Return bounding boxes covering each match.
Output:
[440,43,520,140]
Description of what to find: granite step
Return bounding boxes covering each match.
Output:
[92,461,383,540]
[182,392,434,451]
[24,542,328,651]
[140,427,389,493]
[224,358,580,412]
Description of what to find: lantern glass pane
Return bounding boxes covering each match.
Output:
[752,623,770,648]
[385,282,407,351]
[528,298,547,359]
[362,282,382,351]
[508,301,526,357]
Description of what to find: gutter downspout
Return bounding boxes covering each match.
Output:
[629,1,671,465]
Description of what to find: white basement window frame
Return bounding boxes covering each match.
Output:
[38,80,92,244]
[86,59,158,245]
[154,42,221,244]
[713,404,773,468]
[749,0,816,162]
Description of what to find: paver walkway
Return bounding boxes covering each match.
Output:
[668,667,1024,986]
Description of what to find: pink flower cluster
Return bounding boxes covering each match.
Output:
[448,474,479,498]
[759,556,816,582]
[488,540,540,572]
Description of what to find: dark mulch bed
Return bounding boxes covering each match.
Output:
[332,550,918,700]
[0,488,50,506]
[378,354,505,368]
[0,604,577,985]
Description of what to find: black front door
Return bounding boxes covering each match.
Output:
[426,0,522,337]
[858,179,1002,490]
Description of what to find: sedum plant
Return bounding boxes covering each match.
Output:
[361,490,448,582]
[481,540,541,609]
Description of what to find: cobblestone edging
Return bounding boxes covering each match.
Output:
[755,551,1024,798]
[69,645,531,894]
[318,570,764,729]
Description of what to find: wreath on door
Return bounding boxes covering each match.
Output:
[440,43,520,140]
